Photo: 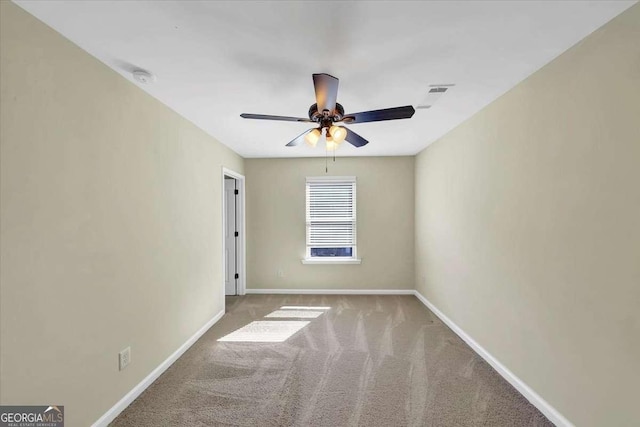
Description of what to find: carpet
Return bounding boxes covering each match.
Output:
[111,294,552,426]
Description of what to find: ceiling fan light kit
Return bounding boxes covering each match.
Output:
[240,73,416,150]
[303,126,347,150]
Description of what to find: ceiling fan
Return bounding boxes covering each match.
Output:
[240,73,416,150]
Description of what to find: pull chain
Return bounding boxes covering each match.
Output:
[325,145,328,173]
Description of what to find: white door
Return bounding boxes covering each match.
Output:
[224,178,237,295]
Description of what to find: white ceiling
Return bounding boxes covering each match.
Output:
[15,1,635,158]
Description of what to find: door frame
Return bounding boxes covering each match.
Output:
[221,167,246,300]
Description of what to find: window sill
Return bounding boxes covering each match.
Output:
[301,258,362,265]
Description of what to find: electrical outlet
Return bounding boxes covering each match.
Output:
[277,269,285,278]
[119,347,131,371]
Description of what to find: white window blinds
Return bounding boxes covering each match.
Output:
[306,177,356,249]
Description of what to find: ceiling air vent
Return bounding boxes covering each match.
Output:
[417,84,455,109]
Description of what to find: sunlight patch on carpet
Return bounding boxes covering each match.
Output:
[218,321,310,342]
[265,310,324,319]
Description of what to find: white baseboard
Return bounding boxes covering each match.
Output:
[91,309,226,427]
[412,290,573,427]
[245,288,415,295]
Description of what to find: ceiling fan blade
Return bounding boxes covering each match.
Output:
[240,113,313,123]
[312,73,339,113]
[286,129,314,147]
[342,105,415,124]
[344,127,369,147]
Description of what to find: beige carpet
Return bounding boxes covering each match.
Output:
[111,295,552,426]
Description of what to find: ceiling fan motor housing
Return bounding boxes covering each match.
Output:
[309,102,345,125]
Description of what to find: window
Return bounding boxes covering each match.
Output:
[303,177,360,264]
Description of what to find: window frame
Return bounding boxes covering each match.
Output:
[302,176,361,265]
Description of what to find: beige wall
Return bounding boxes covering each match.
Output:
[414,5,640,426]
[0,3,243,426]
[246,157,414,290]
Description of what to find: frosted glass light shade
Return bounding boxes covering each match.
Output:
[305,129,321,147]
[329,125,347,143]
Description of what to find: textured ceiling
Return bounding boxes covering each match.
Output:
[15,1,635,157]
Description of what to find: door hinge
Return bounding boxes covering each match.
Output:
[234,189,239,195]
[234,231,239,237]
[234,273,239,279]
